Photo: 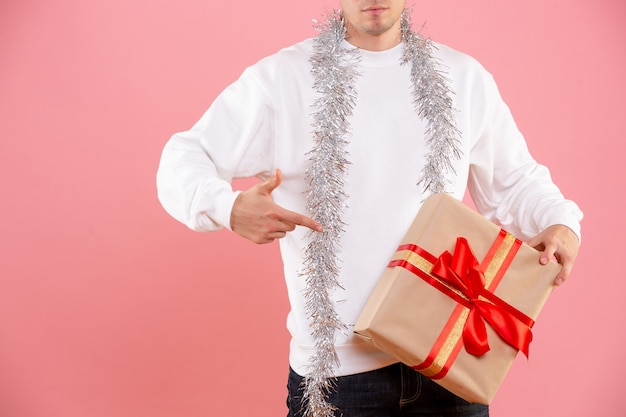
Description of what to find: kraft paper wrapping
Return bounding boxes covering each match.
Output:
[353,193,561,404]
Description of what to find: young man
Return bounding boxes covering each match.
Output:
[157,1,582,416]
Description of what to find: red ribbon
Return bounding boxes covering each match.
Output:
[431,237,534,358]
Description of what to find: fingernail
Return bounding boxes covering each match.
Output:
[540,257,548,265]
[555,277,564,286]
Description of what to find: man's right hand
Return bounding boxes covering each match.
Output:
[230,169,323,244]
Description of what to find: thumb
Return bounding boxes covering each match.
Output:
[258,169,283,196]
[526,233,543,251]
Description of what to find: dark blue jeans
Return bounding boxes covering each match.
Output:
[287,363,489,417]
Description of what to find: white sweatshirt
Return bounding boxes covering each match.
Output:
[156,38,583,377]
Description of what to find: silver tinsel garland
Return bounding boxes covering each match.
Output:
[302,10,357,417]
[400,13,462,194]
[301,10,461,417]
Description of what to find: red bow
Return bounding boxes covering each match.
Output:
[431,238,534,357]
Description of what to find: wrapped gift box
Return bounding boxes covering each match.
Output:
[353,193,561,404]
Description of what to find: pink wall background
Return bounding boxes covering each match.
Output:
[1,1,624,416]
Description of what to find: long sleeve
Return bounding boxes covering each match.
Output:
[156,67,277,232]
[463,66,583,241]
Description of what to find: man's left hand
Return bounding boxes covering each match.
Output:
[527,224,580,286]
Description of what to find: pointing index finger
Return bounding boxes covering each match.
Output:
[275,206,323,232]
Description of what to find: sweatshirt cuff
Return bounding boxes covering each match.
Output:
[210,188,242,232]
[541,209,583,245]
